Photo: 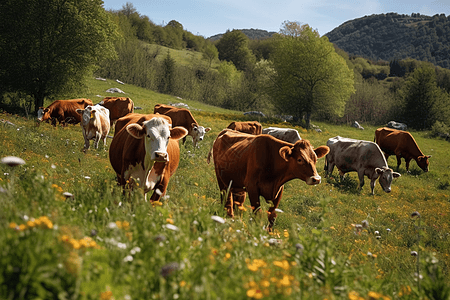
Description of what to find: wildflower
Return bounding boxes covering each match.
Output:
[283,230,289,238]
[160,262,179,278]
[211,215,225,224]
[1,156,25,167]
[69,239,81,250]
[131,247,141,255]
[246,288,263,299]
[386,228,391,233]
[411,251,418,256]
[100,290,113,300]
[278,275,291,287]
[260,280,270,288]
[9,222,18,229]
[163,224,179,231]
[18,224,27,231]
[180,280,187,287]
[108,222,117,229]
[123,255,133,262]
[122,221,130,230]
[63,192,74,199]
[117,242,127,249]
[348,291,363,300]
[374,230,380,235]
[273,260,290,270]
[376,236,381,239]
[152,201,163,207]
[224,253,231,261]
[275,208,284,213]
[166,218,174,224]
[368,291,386,299]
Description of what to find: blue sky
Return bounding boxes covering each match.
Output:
[102,0,450,37]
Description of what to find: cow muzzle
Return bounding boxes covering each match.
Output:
[306,175,321,185]
[153,152,168,162]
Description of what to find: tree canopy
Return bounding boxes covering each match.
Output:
[270,22,355,128]
[215,30,256,72]
[0,0,117,111]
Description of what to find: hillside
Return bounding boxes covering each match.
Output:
[325,13,450,69]
[208,28,276,41]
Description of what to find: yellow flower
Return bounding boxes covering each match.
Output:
[69,238,81,250]
[273,260,290,270]
[100,290,113,300]
[279,275,291,287]
[122,221,130,230]
[283,230,289,238]
[348,291,365,300]
[115,221,123,229]
[246,288,263,299]
[9,222,17,229]
[166,218,174,224]
[260,280,270,288]
[18,224,27,231]
[180,280,187,287]
[152,201,163,207]
[224,253,231,261]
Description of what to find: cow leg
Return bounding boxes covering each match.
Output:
[222,189,234,218]
[94,132,101,149]
[405,158,412,172]
[369,178,376,195]
[395,155,402,171]
[357,171,365,191]
[247,187,261,216]
[267,186,284,229]
[82,130,90,150]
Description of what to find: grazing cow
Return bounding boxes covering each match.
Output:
[209,129,329,227]
[153,104,211,148]
[98,97,134,124]
[262,127,301,143]
[226,121,262,135]
[37,98,93,126]
[109,114,188,201]
[76,105,111,150]
[375,127,431,172]
[387,121,407,131]
[351,121,364,130]
[324,136,401,194]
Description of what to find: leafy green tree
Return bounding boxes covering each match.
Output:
[270,21,355,128]
[0,0,117,112]
[158,51,176,94]
[401,67,450,129]
[202,43,219,67]
[215,30,255,71]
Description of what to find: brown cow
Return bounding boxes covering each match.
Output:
[109,113,188,201]
[37,98,93,126]
[209,129,329,227]
[98,97,134,124]
[153,104,210,148]
[375,127,431,172]
[227,121,262,135]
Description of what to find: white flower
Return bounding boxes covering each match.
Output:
[117,242,127,249]
[108,222,117,229]
[211,215,225,224]
[84,176,91,179]
[63,192,74,199]
[374,230,380,235]
[163,224,179,231]
[1,156,25,167]
[123,255,133,262]
[130,247,141,255]
[275,208,284,213]
[51,164,56,169]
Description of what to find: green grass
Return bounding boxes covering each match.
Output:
[1,77,449,299]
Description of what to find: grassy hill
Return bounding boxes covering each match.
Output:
[1,77,449,299]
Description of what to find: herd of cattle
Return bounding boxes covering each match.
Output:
[37,98,431,227]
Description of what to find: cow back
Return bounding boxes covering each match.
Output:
[154,104,197,129]
[100,97,134,121]
[227,121,262,135]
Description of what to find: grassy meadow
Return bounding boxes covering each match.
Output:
[1,77,449,299]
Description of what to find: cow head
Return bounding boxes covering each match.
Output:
[76,106,94,126]
[376,167,401,193]
[37,107,50,122]
[190,123,211,147]
[279,140,329,185]
[126,117,188,162]
[417,155,431,172]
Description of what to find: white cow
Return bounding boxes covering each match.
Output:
[76,105,111,150]
[324,136,401,194]
[262,127,301,144]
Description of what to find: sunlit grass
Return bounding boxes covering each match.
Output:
[0,78,449,299]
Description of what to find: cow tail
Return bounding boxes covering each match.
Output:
[207,147,213,164]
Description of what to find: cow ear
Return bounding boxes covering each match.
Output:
[192,123,198,131]
[126,123,146,139]
[426,155,432,158]
[205,127,211,132]
[375,168,384,174]
[76,109,84,115]
[314,146,330,158]
[170,126,189,140]
[393,172,401,178]
[279,146,292,162]
[44,108,50,113]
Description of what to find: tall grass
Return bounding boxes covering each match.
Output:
[0,78,449,299]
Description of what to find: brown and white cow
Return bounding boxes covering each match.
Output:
[262,127,301,143]
[226,121,262,135]
[153,104,210,148]
[98,97,134,124]
[375,127,431,172]
[324,136,401,195]
[37,98,93,126]
[209,129,329,227]
[76,105,111,150]
[109,113,188,201]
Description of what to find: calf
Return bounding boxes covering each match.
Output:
[325,136,401,194]
[76,105,111,150]
[37,98,93,126]
[227,121,262,135]
[375,127,431,172]
[262,127,301,143]
[209,129,329,227]
[109,114,188,201]
[154,104,210,148]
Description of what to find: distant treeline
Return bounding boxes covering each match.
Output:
[326,13,450,69]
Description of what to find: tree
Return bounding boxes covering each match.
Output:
[269,21,355,128]
[401,67,450,129]
[158,51,176,94]
[0,0,117,112]
[202,43,219,67]
[215,30,255,71]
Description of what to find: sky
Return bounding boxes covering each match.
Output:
[102,0,450,38]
